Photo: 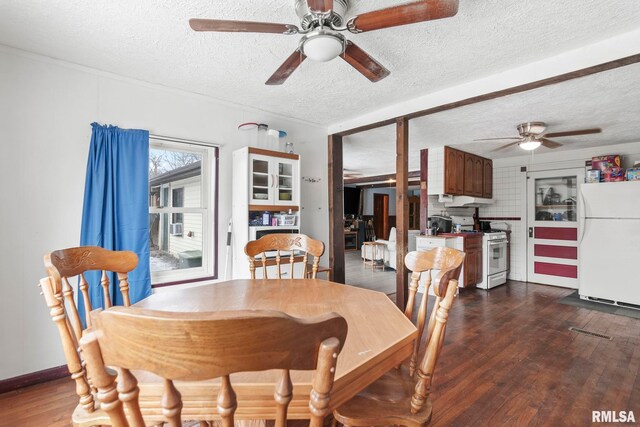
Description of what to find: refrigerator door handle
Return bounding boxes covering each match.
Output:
[578,192,587,244]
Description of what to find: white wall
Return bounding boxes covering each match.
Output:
[0,46,328,380]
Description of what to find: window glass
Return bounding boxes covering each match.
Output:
[148,141,216,284]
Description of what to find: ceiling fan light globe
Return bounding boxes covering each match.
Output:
[301,32,344,62]
[519,139,542,151]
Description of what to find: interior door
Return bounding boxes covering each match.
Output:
[527,168,584,288]
[373,193,389,240]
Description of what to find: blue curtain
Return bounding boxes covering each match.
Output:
[78,123,151,321]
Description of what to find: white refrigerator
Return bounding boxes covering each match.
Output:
[578,181,640,307]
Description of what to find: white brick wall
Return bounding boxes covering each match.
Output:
[478,165,527,281]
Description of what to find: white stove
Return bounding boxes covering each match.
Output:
[450,216,508,290]
[478,230,508,289]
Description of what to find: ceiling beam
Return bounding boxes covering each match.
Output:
[345,170,420,185]
[335,53,640,137]
[356,180,420,189]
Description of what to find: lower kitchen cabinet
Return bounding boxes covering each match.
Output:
[415,234,483,288]
[463,235,483,287]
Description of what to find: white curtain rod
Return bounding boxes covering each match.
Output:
[149,134,221,148]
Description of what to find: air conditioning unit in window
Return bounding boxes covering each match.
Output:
[169,223,183,236]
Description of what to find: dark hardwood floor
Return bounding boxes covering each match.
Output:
[1,281,639,426]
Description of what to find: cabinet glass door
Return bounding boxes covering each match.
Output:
[251,158,271,203]
[276,160,295,204]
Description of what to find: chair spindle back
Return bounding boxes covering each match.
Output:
[80,307,348,427]
[244,234,325,279]
[41,246,138,414]
[403,247,465,415]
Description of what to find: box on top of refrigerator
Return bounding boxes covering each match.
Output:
[626,167,640,181]
[602,167,625,182]
[592,155,621,171]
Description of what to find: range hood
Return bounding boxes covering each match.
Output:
[438,195,495,207]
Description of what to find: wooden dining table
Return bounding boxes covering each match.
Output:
[125,278,417,423]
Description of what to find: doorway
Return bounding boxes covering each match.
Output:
[373,193,389,240]
[527,168,584,288]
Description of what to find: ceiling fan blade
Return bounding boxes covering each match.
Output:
[341,41,390,83]
[265,50,307,85]
[491,141,522,152]
[189,19,294,34]
[540,138,562,149]
[352,0,459,33]
[544,128,602,138]
[474,137,521,141]
[307,0,333,12]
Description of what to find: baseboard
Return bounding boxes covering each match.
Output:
[0,365,68,395]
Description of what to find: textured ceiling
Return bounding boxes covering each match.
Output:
[1,0,640,126]
[343,62,640,176]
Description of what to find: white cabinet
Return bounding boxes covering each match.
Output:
[232,147,301,279]
[249,153,299,206]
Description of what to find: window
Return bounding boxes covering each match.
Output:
[149,139,218,285]
[171,188,184,225]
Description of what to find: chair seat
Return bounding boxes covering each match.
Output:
[333,366,433,427]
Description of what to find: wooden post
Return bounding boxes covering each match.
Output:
[395,118,409,310]
[328,134,345,284]
[420,149,429,235]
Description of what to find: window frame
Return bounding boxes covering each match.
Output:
[149,138,218,287]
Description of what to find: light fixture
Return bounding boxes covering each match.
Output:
[519,137,542,151]
[300,29,345,62]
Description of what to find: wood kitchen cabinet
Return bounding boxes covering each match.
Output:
[464,153,484,197]
[463,235,483,287]
[463,153,474,195]
[483,158,493,199]
[445,146,493,198]
[472,155,484,196]
[444,147,465,195]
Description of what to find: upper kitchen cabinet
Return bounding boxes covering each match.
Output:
[444,147,465,195]
[483,158,493,199]
[428,147,493,198]
[464,153,484,197]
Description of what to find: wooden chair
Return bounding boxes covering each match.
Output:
[245,233,327,279]
[80,307,349,427]
[332,247,465,427]
[40,246,138,426]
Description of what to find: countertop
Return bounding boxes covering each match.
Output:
[416,232,484,239]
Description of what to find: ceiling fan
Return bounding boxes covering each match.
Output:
[474,122,602,152]
[189,0,459,85]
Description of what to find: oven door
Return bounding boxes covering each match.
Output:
[487,239,507,275]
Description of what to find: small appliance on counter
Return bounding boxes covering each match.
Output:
[431,215,452,234]
[450,216,475,232]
